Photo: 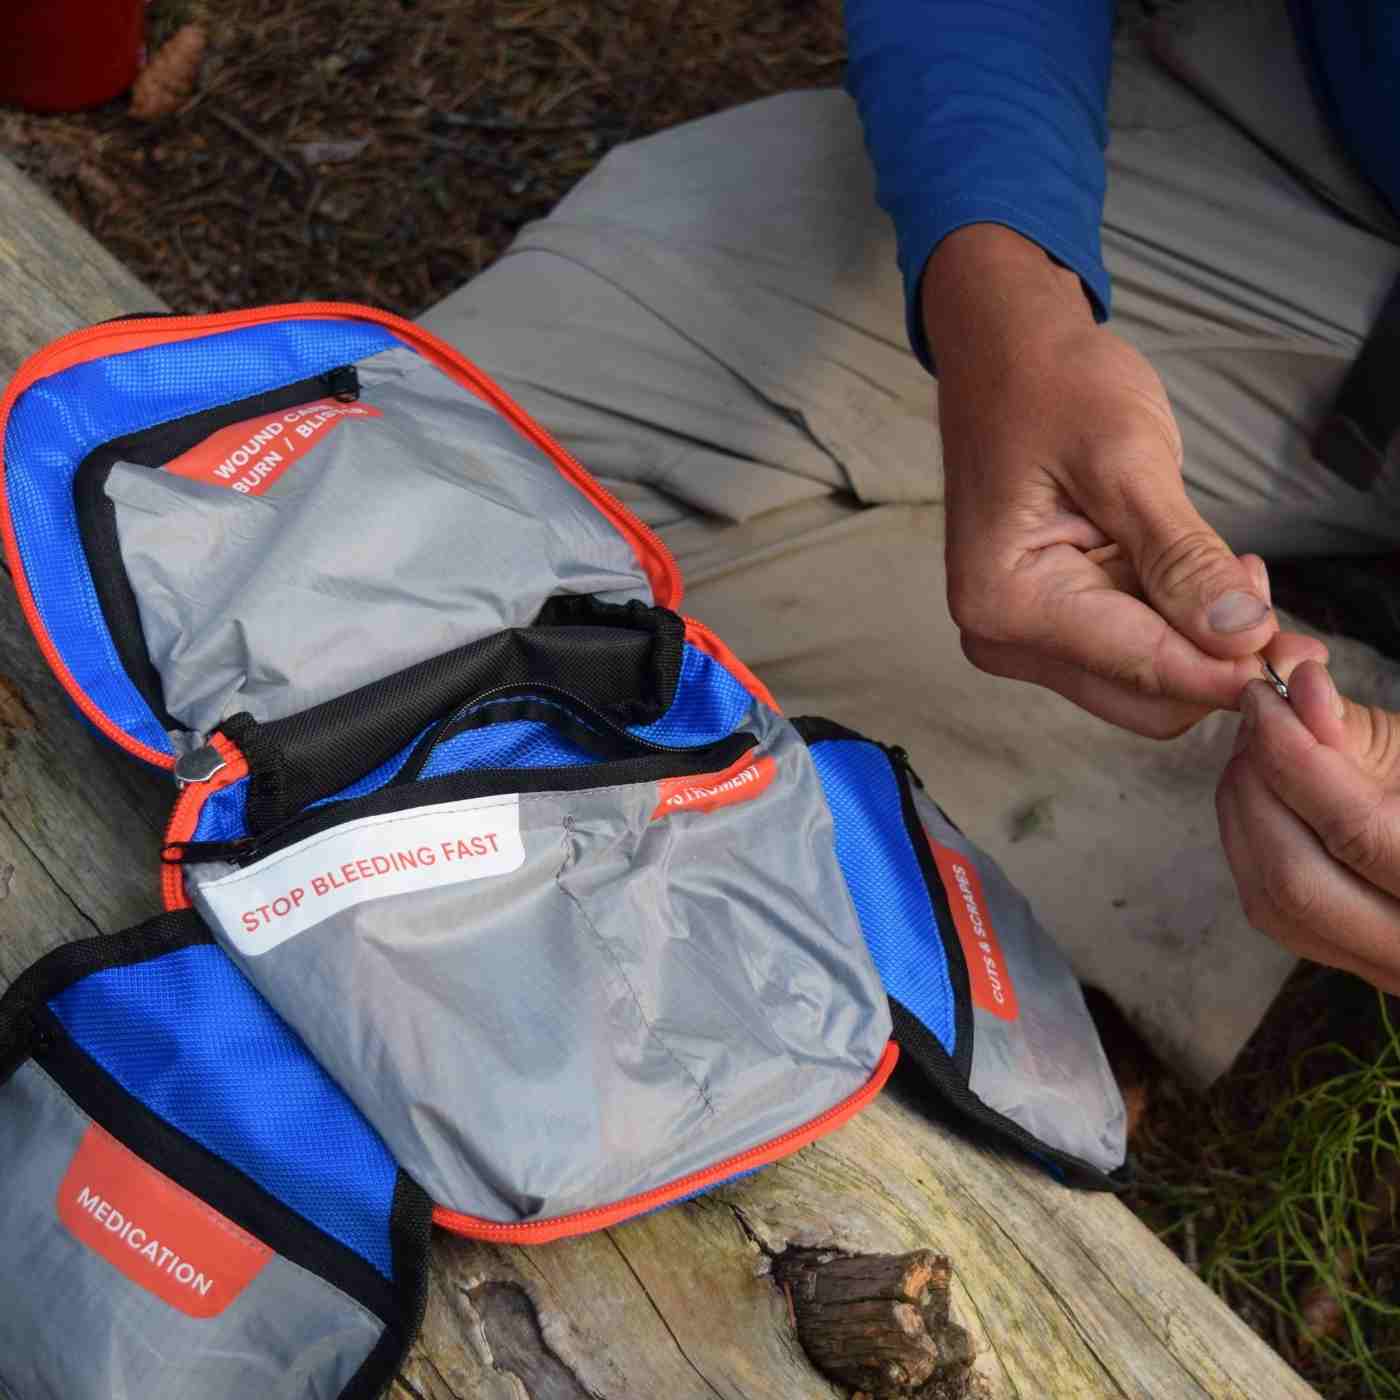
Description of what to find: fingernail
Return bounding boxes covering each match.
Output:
[1208,591,1271,635]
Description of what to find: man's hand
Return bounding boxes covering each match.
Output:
[1218,652,1400,994]
[925,225,1279,737]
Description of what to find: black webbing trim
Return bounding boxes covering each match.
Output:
[536,594,687,711]
[887,745,975,1083]
[0,912,212,1072]
[227,602,687,832]
[1314,272,1400,491]
[193,729,756,868]
[790,717,974,1079]
[72,452,175,728]
[342,1173,434,1400]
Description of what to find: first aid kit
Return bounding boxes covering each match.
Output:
[0,304,1126,1396]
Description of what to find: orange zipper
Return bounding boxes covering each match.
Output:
[0,303,683,771]
[160,732,250,911]
[430,1038,898,1243]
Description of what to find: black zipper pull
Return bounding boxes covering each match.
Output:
[887,744,926,789]
[162,837,256,865]
[324,365,360,402]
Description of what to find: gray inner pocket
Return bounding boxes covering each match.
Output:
[188,721,892,1221]
[913,790,1127,1173]
[0,1062,384,1400]
[107,345,653,736]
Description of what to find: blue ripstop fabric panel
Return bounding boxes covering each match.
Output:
[629,644,754,747]
[311,734,427,809]
[48,943,400,1279]
[192,779,250,843]
[3,319,401,758]
[419,718,600,781]
[807,738,957,1056]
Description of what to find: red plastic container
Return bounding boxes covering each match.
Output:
[0,0,144,113]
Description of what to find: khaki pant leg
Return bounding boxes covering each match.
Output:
[420,30,1400,1078]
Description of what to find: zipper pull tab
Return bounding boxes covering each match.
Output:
[324,365,360,403]
[163,836,254,865]
[173,744,228,789]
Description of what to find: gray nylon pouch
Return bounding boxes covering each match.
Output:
[0,915,432,1400]
[795,720,1126,1184]
[914,788,1128,1175]
[107,345,653,735]
[0,1065,382,1400]
[187,712,894,1225]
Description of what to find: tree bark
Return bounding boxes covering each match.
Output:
[773,1249,974,1396]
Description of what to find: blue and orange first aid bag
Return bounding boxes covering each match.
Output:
[0,305,1126,1397]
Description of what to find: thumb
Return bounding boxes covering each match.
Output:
[1290,660,1400,785]
[1113,484,1275,658]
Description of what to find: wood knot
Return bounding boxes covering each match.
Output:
[773,1248,974,1397]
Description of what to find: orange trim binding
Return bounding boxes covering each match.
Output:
[160,733,250,912]
[430,1038,898,1243]
[0,303,683,770]
[682,616,781,714]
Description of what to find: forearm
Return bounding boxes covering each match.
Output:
[844,0,1115,370]
[921,224,1095,376]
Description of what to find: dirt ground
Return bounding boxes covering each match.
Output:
[3,3,1399,1397]
[0,0,843,316]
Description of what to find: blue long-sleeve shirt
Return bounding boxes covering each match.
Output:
[847,1,1400,372]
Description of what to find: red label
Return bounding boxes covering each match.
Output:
[57,1125,271,1318]
[651,751,777,820]
[162,398,382,496]
[928,836,1020,1021]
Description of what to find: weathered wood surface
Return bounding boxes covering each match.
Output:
[0,152,1319,1399]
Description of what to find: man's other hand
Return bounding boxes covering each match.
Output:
[1219,652,1400,994]
[925,224,1279,737]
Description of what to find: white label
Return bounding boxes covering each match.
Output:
[194,795,525,956]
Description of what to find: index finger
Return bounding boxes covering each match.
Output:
[1239,679,1400,900]
[1021,564,1280,709]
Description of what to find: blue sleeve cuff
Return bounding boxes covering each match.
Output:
[844,0,1115,376]
[902,206,1112,374]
